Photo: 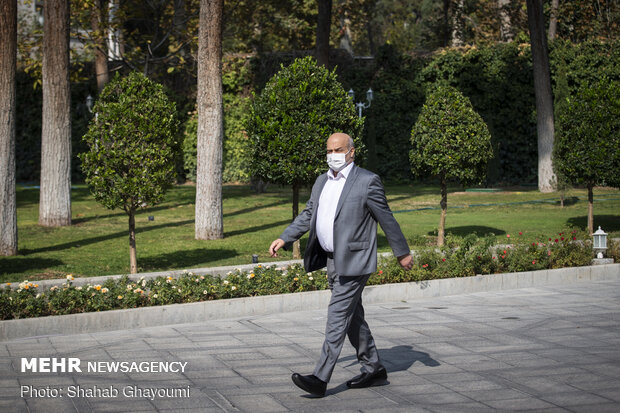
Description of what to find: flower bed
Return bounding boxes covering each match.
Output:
[0,230,612,320]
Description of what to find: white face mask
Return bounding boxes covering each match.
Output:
[327,148,351,172]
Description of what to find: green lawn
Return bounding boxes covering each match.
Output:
[1,183,618,283]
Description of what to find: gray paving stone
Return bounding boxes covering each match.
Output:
[457,388,531,402]
[541,390,615,406]
[86,399,154,412]
[440,379,505,392]
[364,406,431,413]
[426,402,499,413]
[151,395,219,410]
[569,403,620,413]
[400,391,474,405]
[1,278,619,412]
[483,397,558,410]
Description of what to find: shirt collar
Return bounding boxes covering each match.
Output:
[327,162,354,180]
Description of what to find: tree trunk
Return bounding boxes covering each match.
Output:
[438,177,447,246]
[587,184,594,235]
[526,0,556,193]
[451,0,464,47]
[316,0,332,67]
[107,0,122,60]
[40,0,72,227]
[442,0,451,46]
[128,209,137,274]
[0,0,18,256]
[498,0,514,42]
[548,0,559,41]
[366,20,375,55]
[174,0,186,34]
[92,0,109,92]
[195,0,224,240]
[338,3,353,54]
[362,0,376,54]
[292,183,301,259]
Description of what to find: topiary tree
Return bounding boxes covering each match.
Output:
[246,56,364,258]
[79,72,179,274]
[410,84,493,246]
[554,78,620,234]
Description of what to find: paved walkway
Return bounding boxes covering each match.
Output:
[1,279,619,413]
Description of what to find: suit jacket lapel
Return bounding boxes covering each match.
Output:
[334,165,358,220]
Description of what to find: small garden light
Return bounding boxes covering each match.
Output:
[252,254,259,264]
[593,226,607,258]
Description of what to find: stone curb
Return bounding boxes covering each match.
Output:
[1,263,618,342]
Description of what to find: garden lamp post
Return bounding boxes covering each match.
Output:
[348,88,373,118]
[593,226,608,258]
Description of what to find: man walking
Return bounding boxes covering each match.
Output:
[269,132,413,397]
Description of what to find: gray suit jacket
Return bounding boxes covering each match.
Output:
[279,165,410,276]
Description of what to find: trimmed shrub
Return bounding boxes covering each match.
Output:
[246,56,364,189]
[79,72,179,273]
[410,84,493,245]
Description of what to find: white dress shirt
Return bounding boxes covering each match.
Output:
[316,162,354,252]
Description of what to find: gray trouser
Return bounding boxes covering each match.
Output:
[313,257,383,383]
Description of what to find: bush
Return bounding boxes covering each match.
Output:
[79,72,179,273]
[183,95,252,183]
[0,230,598,320]
[554,79,620,189]
[554,78,620,232]
[246,56,364,188]
[183,56,253,183]
[417,43,536,184]
[410,84,493,245]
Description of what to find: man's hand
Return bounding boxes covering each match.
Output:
[398,253,413,271]
[269,239,286,257]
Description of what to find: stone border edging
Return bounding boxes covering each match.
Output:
[1,264,618,342]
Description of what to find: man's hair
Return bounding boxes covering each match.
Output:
[347,136,354,149]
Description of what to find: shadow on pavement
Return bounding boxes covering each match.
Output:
[324,345,440,395]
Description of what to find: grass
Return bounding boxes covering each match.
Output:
[1,183,618,283]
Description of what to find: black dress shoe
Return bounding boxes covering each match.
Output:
[291,373,327,397]
[346,368,388,388]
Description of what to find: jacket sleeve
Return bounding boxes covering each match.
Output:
[366,174,411,258]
